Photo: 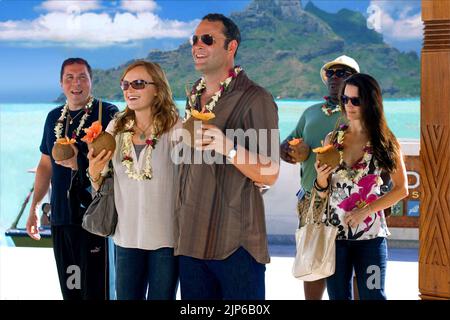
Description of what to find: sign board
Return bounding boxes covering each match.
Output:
[386,155,420,228]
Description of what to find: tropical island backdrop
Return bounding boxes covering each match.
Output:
[0,0,421,250]
[85,0,420,101]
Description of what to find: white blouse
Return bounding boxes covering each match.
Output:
[106,118,181,250]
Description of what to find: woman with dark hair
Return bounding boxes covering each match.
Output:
[314,73,408,300]
[87,60,180,299]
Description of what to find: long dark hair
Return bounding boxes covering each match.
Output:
[339,73,400,173]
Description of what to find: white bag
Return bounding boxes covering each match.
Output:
[292,190,338,281]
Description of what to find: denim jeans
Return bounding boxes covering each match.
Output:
[115,245,179,300]
[179,247,266,300]
[327,237,388,300]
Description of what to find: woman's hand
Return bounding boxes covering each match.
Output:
[314,160,337,188]
[87,148,112,181]
[344,206,371,228]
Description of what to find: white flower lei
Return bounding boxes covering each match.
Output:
[321,102,341,116]
[184,66,243,121]
[54,96,94,139]
[121,120,157,181]
[335,127,373,183]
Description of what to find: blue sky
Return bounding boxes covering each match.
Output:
[0,0,422,103]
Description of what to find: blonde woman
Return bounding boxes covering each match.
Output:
[87,60,180,300]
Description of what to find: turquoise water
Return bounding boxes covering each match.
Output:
[0,99,419,244]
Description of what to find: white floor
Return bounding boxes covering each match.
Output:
[0,247,419,300]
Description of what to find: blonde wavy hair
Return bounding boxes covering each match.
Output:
[114,60,179,137]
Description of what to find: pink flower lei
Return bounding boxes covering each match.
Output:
[321,96,342,116]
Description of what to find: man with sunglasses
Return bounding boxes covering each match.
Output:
[175,14,279,300]
[26,58,118,300]
[280,55,359,300]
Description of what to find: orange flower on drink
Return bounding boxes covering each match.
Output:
[288,138,302,146]
[312,144,334,154]
[56,137,76,145]
[81,121,103,143]
[191,109,216,121]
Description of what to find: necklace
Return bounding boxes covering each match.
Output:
[134,122,152,141]
[68,109,86,125]
[121,120,159,181]
[54,96,94,139]
[184,66,242,121]
[321,96,341,116]
[334,125,372,183]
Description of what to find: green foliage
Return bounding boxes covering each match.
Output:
[87,0,419,101]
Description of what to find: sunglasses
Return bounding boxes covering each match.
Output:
[325,69,352,79]
[341,95,361,106]
[190,34,224,46]
[120,79,155,91]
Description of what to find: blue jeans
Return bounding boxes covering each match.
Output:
[327,237,388,300]
[179,247,266,300]
[115,245,179,300]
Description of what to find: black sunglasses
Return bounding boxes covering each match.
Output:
[190,34,224,46]
[120,79,155,91]
[325,69,352,79]
[341,94,361,106]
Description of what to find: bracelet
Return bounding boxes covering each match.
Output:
[86,168,101,183]
[314,179,328,192]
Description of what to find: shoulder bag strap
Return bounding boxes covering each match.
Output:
[98,98,102,124]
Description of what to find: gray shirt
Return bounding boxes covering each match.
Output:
[106,118,181,250]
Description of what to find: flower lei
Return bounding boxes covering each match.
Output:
[121,120,158,181]
[321,96,342,116]
[334,124,373,183]
[54,96,94,139]
[184,66,243,121]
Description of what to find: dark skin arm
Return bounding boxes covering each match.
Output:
[280,139,296,164]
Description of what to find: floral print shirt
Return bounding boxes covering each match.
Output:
[328,158,391,241]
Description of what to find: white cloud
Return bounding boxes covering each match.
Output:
[120,0,157,13]
[0,2,198,48]
[368,0,422,41]
[38,0,102,13]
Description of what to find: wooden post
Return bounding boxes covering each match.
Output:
[420,0,450,300]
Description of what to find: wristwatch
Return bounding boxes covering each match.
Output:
[226,144,238,162]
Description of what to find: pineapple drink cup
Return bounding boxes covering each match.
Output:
[312,144,340,168]
[288,138,310,163]
[81,121,116,157]
[182,110,216,148]
[52,137,76,161]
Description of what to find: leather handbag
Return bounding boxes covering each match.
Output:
[82,172,117,237]
[292,189,338,281]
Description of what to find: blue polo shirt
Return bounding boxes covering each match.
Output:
[39,99,118,226]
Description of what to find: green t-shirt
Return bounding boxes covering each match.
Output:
[286,102,344,192]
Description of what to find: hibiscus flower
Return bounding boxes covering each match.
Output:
[338,174,380,231]
[81,121,102,143]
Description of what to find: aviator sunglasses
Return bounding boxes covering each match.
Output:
[120,79,155,91]
[341,94,361,106]
[325,68,352,79]
[190,34,224,46]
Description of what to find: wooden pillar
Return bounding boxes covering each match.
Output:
[420,0,450,300]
